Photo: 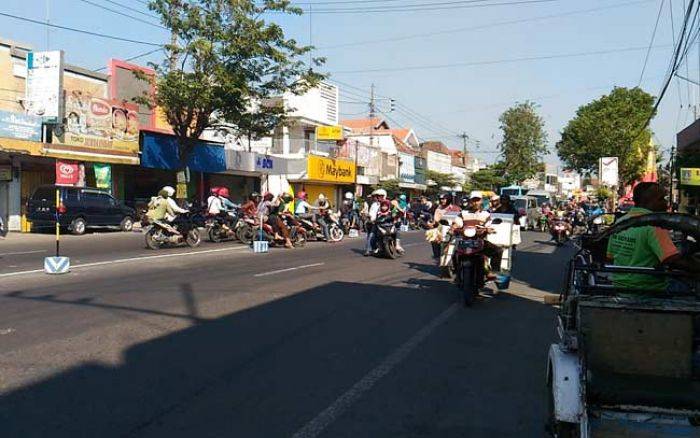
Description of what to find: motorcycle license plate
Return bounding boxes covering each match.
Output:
[458,239,480,249]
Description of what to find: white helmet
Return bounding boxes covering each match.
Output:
[161,186,175,197]
[345,192,354,200]
[469,190,483,200]
[318,194,326,201]
[372,189,387,197]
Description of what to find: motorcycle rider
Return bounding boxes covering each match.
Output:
[146,186,189,233]
[429,193,461,259]
[314,194,331,241]
[207,187,223,216]
[454,191,503,274]
[241,192,260,218]
[341,192,360,229]
[364,189,386,256]
[495,194,518,221]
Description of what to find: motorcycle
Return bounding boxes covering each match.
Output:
[297,211,344,242]
[549,217,571,245]
[253,215,307,247]
[373,215,400,259]
[0,215,7,238]
[144,212,201,250]
[538,214,549,232]
[449,224,488,306]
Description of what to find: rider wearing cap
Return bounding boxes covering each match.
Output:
[454,191,503,274]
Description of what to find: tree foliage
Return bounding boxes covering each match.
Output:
[556,87,655,185]
[137,0,324,165]
[498,101,548,184]
[425,170,458,196]
[464,167,507,192]
[372,179,401,198]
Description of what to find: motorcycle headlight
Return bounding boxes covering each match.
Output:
[464,227,477,237]
[593,217,603,225]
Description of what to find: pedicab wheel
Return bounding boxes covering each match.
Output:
[186,229,201,248]
[460,261,477,307]
[237,224,255,245]
[546,377,578,437]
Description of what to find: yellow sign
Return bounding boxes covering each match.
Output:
[315,125,344,141]
[176,182,188,199]
[680,168,700,186]
[307,155,356,184]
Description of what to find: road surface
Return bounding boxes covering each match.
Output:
[0,229,573,437]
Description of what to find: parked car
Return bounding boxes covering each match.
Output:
[525,189,555,208]
[27,185,135,235]
[511,195,539,230]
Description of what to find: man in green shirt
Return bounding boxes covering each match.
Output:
[607,182,691,293]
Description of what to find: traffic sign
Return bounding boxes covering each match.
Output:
[44,256,70,274]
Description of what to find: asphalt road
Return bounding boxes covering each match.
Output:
[0,229,574,437]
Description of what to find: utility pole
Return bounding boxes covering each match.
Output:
[459,132,469,166]
[45,0,50,50]
[670,144,676,210]
[168,0,179,71]
[369,83,375,147]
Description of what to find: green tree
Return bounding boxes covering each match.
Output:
[138,0,324,167]
[465,167,506,192]
[425,171,458,196]
[556,87,655,185]
[498,101,548,183]
[372,179,401,198]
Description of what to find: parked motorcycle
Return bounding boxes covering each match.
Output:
[144,212,201,249]
[373,215,400,259]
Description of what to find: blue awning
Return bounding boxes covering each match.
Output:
[140,131,226,173]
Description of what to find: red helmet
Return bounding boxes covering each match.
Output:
[218,187,230,198]
[380,200,391,209]
[297,191,307,200]
[210,187,220,196]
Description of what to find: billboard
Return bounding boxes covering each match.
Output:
[306,155,355,184]
[25,51,64,122]
[599,156,619,187]
[680,168,700,186]
[315,125,343,141]
[0,110,42,141]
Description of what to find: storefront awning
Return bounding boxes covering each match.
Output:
[140,131,226,172]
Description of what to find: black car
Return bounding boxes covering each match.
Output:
[27,185,136,235]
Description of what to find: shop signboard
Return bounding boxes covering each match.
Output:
[0,165,12,181]
[94,163,112,190]
[50,90,140,162]
[307,155,355,184]
[25,51,64,122]
[680,168,700,186]
[599,157,619,187]
[315,125,344,141]
[0,110,42,141]
[225,150,288,175]
[55,160,81,186]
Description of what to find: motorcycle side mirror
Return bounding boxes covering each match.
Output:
[491,218,503,225]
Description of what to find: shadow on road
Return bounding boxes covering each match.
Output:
[0,279,555,438]
[512,241,576,293]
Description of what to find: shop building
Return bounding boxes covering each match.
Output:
[676,119,700,214]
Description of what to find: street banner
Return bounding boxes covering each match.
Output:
[0,110,42,141]
[599,157,619,187]
[55,160,80,186]
[25,51,64,122]
[315,125,344,141]
[680,168,700,186]
[94,163,112,191]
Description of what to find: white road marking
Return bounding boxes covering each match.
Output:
[253,263,325,278]
[0,246,249,278]
[291,303,459,438]
[0,328,15,335]
[0,250,47,257]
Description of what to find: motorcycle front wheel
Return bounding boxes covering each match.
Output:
[208,227,223,243]
[186,229,201,247]
[237,224,255,245]
[329,225,344,242]
[460,260,477,307]
[144,227,163,250]
[384,238,398,259]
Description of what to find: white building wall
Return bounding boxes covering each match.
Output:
[426,151,452,174]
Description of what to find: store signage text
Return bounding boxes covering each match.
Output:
[307,155,355,184]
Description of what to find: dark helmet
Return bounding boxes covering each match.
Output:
[281,193,293,202]
[438,193,453,204]
[460,196,470,209]
[263,192,274,201]
[249,192,261,201]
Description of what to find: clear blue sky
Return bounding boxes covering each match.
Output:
[1,0,696,164]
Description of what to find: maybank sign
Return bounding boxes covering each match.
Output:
[307,155,355,184]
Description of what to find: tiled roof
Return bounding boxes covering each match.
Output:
[340,118,387,130]
[394,136,416,155]
[420,141,450,155]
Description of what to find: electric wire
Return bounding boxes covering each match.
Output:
[293,0,556,14]
[77,0,166,29]
[638,0,665,85]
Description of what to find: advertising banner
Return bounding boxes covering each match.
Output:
[50,90,140,162]
[94,163,112,190]
[599,157,619,187]
[307,155,355,184]
[55,160,81,186]
[680,168,700,186]
[0,110,42,141]
[25,51,64,122]
[315,125,343,141]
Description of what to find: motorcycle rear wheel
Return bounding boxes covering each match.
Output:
[186,229,201,247]
[237,224,255,245]
[208,227,223,243]
[329,225,344,242]
[144,228,162,250]
[460,261,477,307]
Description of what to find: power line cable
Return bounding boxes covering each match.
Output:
[293,0,557,14]
[332,44,671,74]
[77,0,166,29]
[93,47,164,71]
[638,0,665,85]
[320,0,652,49]
[101,0,160,19]
[0,11,163,46]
